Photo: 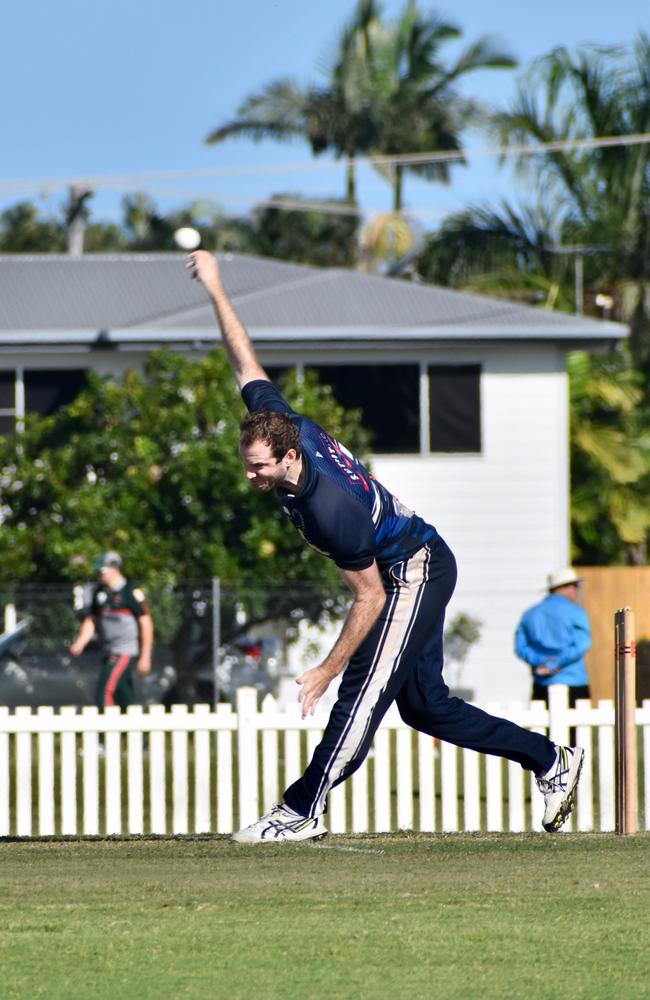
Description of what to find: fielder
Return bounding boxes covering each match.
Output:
[70,551,153,709]
[188,250,584,843]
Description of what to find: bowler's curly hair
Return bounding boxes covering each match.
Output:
[239,410,302,460]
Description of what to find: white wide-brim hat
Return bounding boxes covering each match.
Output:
[547,567,581,591]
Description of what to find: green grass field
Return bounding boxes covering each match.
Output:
[1,834,649,999]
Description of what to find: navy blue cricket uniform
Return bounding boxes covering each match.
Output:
[243,380,556,818]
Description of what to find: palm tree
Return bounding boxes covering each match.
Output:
[417,201,572,305]
[206,2,516,213]
[419,36,650,362]
[205,0,383,204]
[367,1,517,211]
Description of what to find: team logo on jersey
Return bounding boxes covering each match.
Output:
[321,432,370,492]
[96,591,107,605]
[133,588,146,602]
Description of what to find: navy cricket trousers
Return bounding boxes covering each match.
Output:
[284,535,556,819]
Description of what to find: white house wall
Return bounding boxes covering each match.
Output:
[371,344,569,706]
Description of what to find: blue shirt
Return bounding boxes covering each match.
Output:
[515,593,591,687]
[241,380,436,571]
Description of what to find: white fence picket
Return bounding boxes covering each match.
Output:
[0,687,647,838]
[440,741,457,832]
[529,703,547,831]
[105,708,122,835]
[396,727,413,830]
[351,758,369,833]
[548,686,570,746]
[216,703,234,834]
[16,706,32,837]
[463,749,480,832]
[127,706,144,835]
[283,729,301,789]
[60,706,78,835]
[417,733,435,832]
[261,696,279,813]
[193,705,211,834]
[82,710,100,836]
[485,756,502,832]
[329,783,347,833]
[236,687,258,828]
[598,711,615,832]
[507,760,524,833]
[171,705,189,835]
[37,707,55,836]
[373,726,391,832]
[575,700,593,832]
[149,706,167,835]
[0,707,10,836]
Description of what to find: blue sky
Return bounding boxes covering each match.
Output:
[1,0,647,233]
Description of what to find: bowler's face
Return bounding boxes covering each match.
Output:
[239,440,286,492]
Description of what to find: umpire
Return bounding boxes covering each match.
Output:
[70,551,153,709]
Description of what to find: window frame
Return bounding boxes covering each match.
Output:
[270,355,483,458]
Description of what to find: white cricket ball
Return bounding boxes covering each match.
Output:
[173,226,201,250]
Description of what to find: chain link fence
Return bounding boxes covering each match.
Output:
[0,580,350,709]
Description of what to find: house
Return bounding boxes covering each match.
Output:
[0,253,627,704]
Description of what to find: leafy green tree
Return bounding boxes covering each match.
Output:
[417,202,575,308]
[569,349,650,564]
[253,194,359,267]
[0,351,370,696]
[119,194,252,253]
[0,201,66,252]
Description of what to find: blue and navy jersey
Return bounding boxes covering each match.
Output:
[241,380,437,571]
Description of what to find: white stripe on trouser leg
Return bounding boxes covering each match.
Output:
[312,545,431,815]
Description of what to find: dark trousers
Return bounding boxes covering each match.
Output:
[532,683,591,708]
[96,653,135,710]
[284,536,557,818]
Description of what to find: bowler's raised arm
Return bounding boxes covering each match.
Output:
[188,250,269,390]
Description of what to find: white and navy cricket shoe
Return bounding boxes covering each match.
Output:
[536,745,585,832]
[230,802,328,844]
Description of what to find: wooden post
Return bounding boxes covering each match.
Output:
[614,607,637,834]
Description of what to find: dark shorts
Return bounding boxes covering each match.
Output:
[532,683,591,708]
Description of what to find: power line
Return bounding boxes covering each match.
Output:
[116,186,448,221]
[0,132,648,196]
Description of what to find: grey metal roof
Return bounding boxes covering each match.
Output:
[0,252,626,347]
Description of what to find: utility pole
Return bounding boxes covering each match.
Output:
[574,253,584,316]
[66,185,93,256]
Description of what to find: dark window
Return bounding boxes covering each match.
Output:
[309,365,420,453]
[428,365,481,453]
[264,365,292,389]
[0,415,15,435]
[25,370,88,417]
[0,371,14,410]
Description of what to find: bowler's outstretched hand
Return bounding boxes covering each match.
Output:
[186,249,221,292]
[296,665,335,719]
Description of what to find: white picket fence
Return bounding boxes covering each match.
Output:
[1,686,649,838]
